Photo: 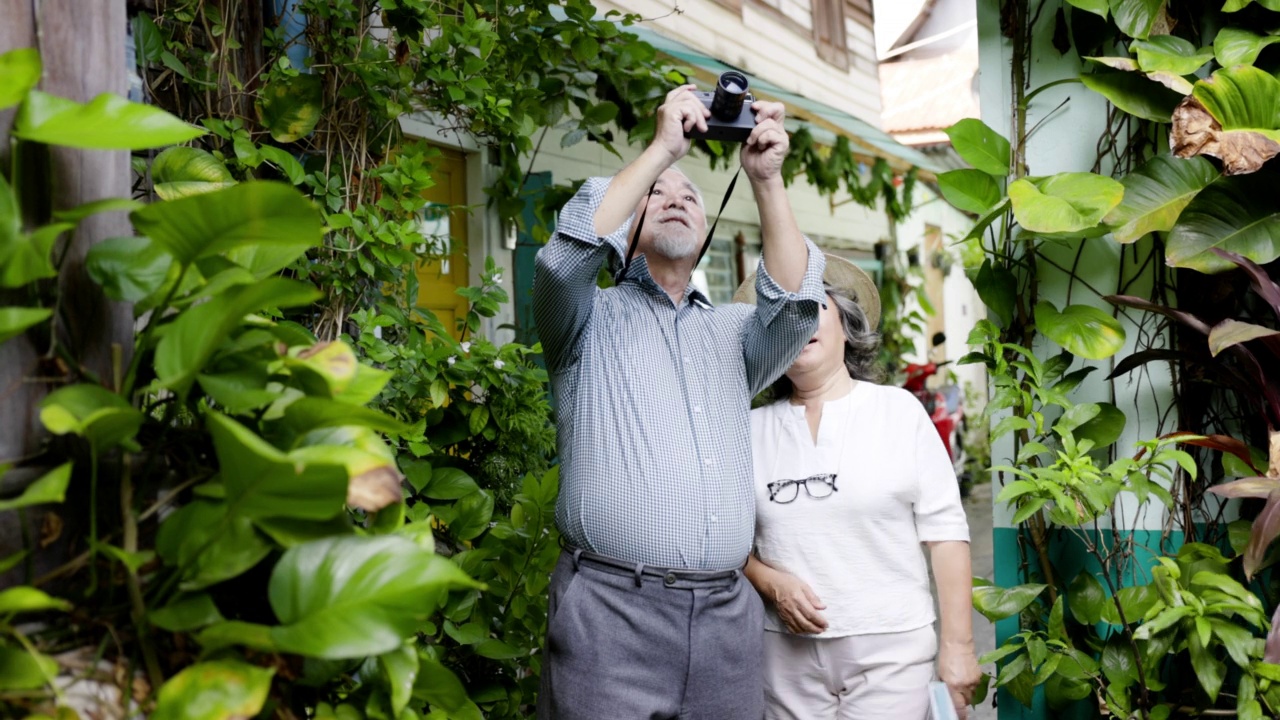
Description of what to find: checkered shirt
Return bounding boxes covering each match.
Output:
[532,176,826,570]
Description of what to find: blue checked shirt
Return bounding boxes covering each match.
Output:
[533,176,826,570]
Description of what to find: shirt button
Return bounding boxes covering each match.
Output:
[693,405,703,414]
[710,514,718,522]
[703,458,713,466]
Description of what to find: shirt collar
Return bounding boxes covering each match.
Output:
[617,254,714,309]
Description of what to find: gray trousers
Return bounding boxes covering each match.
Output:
[537,549,765,720]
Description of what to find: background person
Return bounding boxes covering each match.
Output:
[532,84,827,720]
[737,262,982,719]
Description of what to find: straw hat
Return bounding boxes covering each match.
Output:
[732,253,881,330]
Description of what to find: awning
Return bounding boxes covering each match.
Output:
[625,25,944,177]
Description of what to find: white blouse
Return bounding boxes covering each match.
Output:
[751,380,970,638]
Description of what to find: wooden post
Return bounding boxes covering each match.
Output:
[0,0,132,586]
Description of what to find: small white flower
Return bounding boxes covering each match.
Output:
[493,359,505,370]
[492,273,503,284]
[461,341,472,353]
[447,356,456,366]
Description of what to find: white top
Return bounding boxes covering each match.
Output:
[751,380,970,638]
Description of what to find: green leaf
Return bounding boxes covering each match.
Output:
[938,169,1002,214]
[1134,605,1196,639]
[944,119,1011,176]
[151,146,236,200]
[193,621,278,655]
[1214,28,1280,68]
[1080,72,1182,122]
[0,644,57,690]
[972,583,1047,622]
[414,656,484,720]
[208,412,349,521]
[1189,626,1227,702]
[259,146,306,185]
[281,398,410,436]
[1209,617,1255,667]
[1101,584,1160,624]
[130,181,321,269]
[15,90,204,149]
[257,74,323,143]
[1009,173,1125,235]
[149,593,225,632]
[381,643,419,715]
[975,259,1017,327]
[1104,154,1218,243]
[151,660,274,720]
[426,467,480,500]
[39,384,144,451]
[0,175,63,288]
[1075,402,1127,447]
[155,279,320,393]
[1209,319,1280,356]
[1101,637,1140,688]
[1034,302,1127,360]
[1133,36,1214,76]
[1068,571,1108,625]
[449,490,494,541]
[1175,66,1280,175]
[1166,175,1280,273]
[0,586,71,614]
[0,49,41,110]
[583,101,619,126]
[1048,596,1067,640]
[84,236,174,303]
[1109,0,1165,39]
[155,500,273,590]
[0,463,71,512]
[268,535,477,659]
[0,307,51,344]
[1066,0,1109,18]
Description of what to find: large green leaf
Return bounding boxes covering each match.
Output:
[281,398,410,437]
[1109,0,1165,39]
[0,307,51,344]
[973,583,1047,622]
[0,586,71,614]
[155,499,273,590]
[154,278,320,393]
[1100,584,1160,624]
[449,490,495,541]
[39,384,144,452]
[381,643,419,716]
[1009,173,1124,235]
[937,169,1002,214]
[974,259,1017,329]
[151,660,274,720]
[1066,0,1109,18]
[1080,72,1182,122]
[0,49,41,110]
[14,90,204,149]
[1214,28,1280,68]
[1189,627,1227,702]
[130,181,321,268]
[414,656,484,720]
[944,119,1010,176]
[149,593,225,632]
[151,146,237,200]
[267,535,477,659]
[1068,571,1108,624]
[1104,154,1217,242]
[1035,302,1127,360]
[1208,319,1280,356]
[0,463,71,512]
[424,467,481,500]
[85,236,175,302]
[208,412,349,521]
[257,74,323,143]
[1166,175,1280,272]
[1076,402,1128,447]
[1133,36,1213,76]
[0,644,56,690]
[0,175,62,289]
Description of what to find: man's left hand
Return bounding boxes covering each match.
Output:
[741,101,788,183]
[937,640,982,720]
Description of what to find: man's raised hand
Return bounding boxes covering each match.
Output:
[741,101,789,183]
[651,85,710,165]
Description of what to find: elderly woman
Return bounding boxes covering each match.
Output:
[736,256,982,720]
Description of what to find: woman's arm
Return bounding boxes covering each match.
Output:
[744,555,828,635]
[928,540,982,718]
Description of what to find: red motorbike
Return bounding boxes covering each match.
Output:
[902,333,972,497]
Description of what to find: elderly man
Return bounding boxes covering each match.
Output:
[533,85,826,719]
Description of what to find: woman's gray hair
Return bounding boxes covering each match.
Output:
[769,283,884,400]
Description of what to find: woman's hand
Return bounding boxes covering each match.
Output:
[766,570,828,635]
[937,639,982,719]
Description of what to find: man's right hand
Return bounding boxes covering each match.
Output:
[650,85,710,165]
[766,570,828,635]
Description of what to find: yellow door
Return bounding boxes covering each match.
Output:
[415,148,469,339]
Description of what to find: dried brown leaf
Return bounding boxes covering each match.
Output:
[1172,96,1280,176]
[346,465,403,512]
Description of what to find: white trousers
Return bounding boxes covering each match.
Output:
[763,625,937,720]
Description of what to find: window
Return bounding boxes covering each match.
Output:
[811,0,848,70]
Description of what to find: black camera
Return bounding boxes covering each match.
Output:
[686,71,756,143]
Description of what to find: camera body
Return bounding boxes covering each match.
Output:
[685,71,756,143]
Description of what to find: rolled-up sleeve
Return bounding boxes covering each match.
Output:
[913,406,970,542]
[741,238,826,396]
[532,177,633,372]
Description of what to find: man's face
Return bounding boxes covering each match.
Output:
[633,169,707,262]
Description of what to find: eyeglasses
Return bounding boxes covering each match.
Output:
[767,474,839,504]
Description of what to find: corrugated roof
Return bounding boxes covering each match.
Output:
[878,41,980,137]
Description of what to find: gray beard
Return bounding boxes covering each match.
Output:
[650,228,699,261]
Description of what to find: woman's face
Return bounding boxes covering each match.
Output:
[788,293,846,379]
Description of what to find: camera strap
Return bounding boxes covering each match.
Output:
[616,165,742,287]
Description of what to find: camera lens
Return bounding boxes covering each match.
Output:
[710,71,749,122]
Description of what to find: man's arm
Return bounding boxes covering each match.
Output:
[532,86,709,372]
[738,102,826,394]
